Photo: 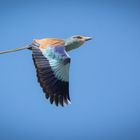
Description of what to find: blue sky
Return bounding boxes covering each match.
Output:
[0,0,140,140]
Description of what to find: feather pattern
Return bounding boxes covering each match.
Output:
[41,46,70,82]
[31,41,71,106]
[35,38,65,49]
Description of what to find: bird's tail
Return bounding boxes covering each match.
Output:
[0,45,32,55]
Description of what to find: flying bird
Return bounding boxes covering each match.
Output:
[0,35,92,106]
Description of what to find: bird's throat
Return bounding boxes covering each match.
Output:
[64,41,83,52]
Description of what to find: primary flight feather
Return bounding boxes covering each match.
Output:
[0,35,92,106]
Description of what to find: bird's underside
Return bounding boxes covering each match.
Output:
[31,40,71,106]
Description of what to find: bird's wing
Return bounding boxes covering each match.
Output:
[32,42,71,106]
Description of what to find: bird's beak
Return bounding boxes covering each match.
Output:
[84,37,92,41]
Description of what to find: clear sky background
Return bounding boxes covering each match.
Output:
[0,0,140,140]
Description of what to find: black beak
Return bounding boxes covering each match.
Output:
[84,37,92,41]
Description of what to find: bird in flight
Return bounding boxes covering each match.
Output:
[0,35,92,106]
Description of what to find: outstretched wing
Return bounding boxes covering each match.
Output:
[32,42,71,106]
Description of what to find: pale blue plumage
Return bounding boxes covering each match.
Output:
[32,35,92,106]
[64,36,84,51]
[41,46,70,82]
[0,35,92,106]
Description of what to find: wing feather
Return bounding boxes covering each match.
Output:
[32,42,71,106]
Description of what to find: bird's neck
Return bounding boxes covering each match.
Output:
[64,44,78,52]
[64,40,83,52]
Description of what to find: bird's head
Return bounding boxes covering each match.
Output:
[64,35,92,51]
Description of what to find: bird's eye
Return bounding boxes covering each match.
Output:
[73,36,83,39]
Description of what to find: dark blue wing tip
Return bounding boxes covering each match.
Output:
[63,58,71,65]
